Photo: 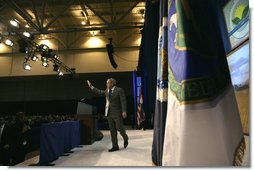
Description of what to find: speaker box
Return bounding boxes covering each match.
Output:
[106,43,117,69]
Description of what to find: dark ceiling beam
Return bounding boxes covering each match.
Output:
[33,11,135,19]
[84,3,110,26]
[67,32,87,48]
[0,46,140,55]
[45,2,68,48]
[78,0,89,21]
[30,25,143,35]
[0,3,7,11]
[116,1,141,24]
[41,0,46,27]
[47,1,67,30]
[31,0,42,30]
[3,0,40,32]
[44,0,75,31]
[119,29,140,45]
[109,0,116,23]
[52,22,144,28]
[7,0,145,7]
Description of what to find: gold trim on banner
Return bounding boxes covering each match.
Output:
[233,136,246,166]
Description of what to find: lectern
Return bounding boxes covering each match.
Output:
[76,102,97,145]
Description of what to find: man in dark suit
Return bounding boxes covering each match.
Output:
[0,117,11,165]
[10,112,30,165]
[87,78,128,152]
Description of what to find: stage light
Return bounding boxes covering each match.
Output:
[81,20,86,25]
[10,19,20,28]
[41,56,48,62]
[25,24,30,28]
[23,62,32,71]
[23,31,31,38]
[53,54,59,60]
[42,45,48,50]
[42,61,49,67]
[53,64,60,72]
[31,55,38,61]
[40,34,47,39]
[4,39,13,46]
[39,44,49,51]
[90,31,96,36]
[58,71,64,76]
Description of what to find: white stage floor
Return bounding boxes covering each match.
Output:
[17,130,154,166]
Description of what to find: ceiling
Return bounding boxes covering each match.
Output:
[0,0,146,52]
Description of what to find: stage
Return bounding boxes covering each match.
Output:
[17,130,154,166]
[16,130,249,167]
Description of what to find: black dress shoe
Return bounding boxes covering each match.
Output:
[108,147,119,152]
[124,140,128,148]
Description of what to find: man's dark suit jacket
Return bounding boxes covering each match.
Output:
[92,86,127,117]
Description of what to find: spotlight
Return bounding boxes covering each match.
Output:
[90,31,95,36]
[53,64,60,72]
[23,31,31,38]
[53,54,59,60]
[4,39,14,46]
[81,20,86,25]
[25,24,30,28]
[31,55,38,61]
[42,45,48,50]
[41,56,48,62]
[42,61,49,67]
[39,44,49,51]
[10,19,20,28]
[23,62,32,71]
[40,34,47,39]
[58,71,64,76]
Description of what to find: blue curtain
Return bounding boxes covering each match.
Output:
[137,0,160,129]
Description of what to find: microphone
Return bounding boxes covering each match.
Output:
[80,97,86,102]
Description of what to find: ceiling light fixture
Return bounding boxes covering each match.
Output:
[23,61,32,71]
[31,55,39,61]
[4,39,14,46]
[58,71,64,76]
[23,31,31,38]
[42,61,49,67]
[10,19,20,28]
[81,20,86,25]
[53,64,60,72]
[39,44,49,51]
[53,54,59,60]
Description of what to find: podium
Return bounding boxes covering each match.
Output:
[76,102,97,145]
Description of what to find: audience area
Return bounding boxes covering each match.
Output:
[0,113,77,166]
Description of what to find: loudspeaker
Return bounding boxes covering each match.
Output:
[106,43,117,69]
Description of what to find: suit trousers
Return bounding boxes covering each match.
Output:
[107,115,128,148]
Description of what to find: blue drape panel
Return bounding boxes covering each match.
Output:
[39,121,80,165]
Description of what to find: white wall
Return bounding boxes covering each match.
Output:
[0,48,139,77]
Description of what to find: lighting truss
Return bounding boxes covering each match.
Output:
[7,19,76,75]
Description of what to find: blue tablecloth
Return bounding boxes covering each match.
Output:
[39,121,80,165]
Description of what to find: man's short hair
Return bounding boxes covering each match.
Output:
[108,78,116,86]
